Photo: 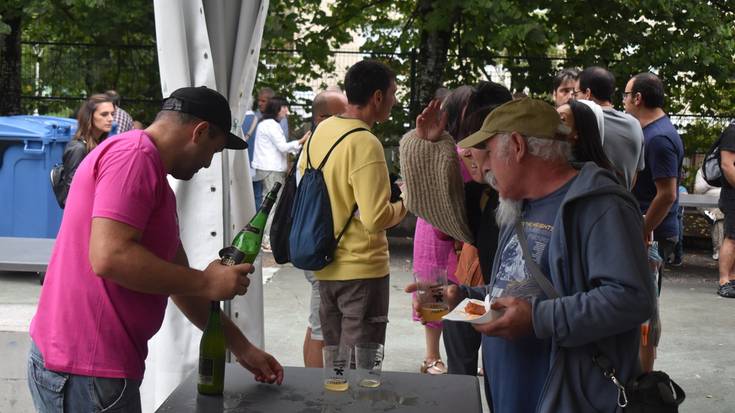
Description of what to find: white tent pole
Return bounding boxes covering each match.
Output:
[221,149,232,362]
[143,1,268,410]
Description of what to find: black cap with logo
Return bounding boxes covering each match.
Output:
[162,86,247,150]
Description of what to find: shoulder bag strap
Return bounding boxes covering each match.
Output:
[514,220,629,407]
[513,221,560,299]
[286,148,302,179]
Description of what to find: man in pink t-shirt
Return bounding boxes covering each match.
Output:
[28,87,283,412]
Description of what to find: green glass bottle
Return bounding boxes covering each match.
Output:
[198,301,225,395]
[197,182,282,395]
[220,182,282,266]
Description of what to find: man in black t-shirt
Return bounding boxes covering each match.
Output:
[716,123,735,298]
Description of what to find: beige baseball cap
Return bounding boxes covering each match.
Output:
[458,98,567,148]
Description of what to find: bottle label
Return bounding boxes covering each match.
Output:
[245,224,261,235]
[199,359,214,384]
[221,256,237,266]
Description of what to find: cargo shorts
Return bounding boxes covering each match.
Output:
[318,275,390,347]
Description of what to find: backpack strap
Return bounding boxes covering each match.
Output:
[305,124,318,170]
[304,126,368,252]
[314,127,368,171]
[326,128,369,249]
[333,204,358,251]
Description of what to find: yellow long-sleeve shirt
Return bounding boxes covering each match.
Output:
[297,116,407,281]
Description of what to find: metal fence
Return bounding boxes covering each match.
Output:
[19,42,733,132]
[20,41,161,123]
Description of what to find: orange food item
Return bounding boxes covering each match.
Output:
[464,301,486,316]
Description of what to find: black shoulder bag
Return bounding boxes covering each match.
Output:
[514,222,685,412]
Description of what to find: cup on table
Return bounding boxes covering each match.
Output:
[413,267,449,322]
[323,344,352,391]
[355,342,384,388]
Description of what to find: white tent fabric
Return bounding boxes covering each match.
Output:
[142,1,269,411]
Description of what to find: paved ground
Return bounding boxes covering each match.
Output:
[1,238,734,412]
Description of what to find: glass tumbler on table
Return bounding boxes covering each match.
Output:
[355,342,384,388]
[323,345,352,391]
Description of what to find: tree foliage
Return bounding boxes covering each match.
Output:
[2,0,733,145]
[0,0,157,118]
[259,0,735,147]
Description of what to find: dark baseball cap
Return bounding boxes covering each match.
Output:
[162,86,247,150]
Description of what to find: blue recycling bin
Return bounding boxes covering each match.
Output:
[0,116,76,238]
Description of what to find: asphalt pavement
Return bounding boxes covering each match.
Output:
[1,238,733,412]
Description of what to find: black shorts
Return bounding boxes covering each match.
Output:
[724,209,735,239]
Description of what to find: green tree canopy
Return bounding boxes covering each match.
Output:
[259,0,735,146]
[1,0,157,118]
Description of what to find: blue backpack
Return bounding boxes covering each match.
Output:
[288,127,367,270]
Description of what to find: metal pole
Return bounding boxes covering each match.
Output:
[221,149,232,362]
[409,48,417,126]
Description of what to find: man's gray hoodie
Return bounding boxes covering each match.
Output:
[468,162,656,412]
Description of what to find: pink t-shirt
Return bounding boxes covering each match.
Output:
[30,130,180,380]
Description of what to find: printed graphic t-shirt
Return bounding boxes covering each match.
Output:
[30,130,180,380]
[484,177,574,413]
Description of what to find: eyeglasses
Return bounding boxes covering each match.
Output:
[622,91,634,100]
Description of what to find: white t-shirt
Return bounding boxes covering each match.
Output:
[252,118,301,172]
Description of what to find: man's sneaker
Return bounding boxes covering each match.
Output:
[669,258,683,267]
[717,281,735,298]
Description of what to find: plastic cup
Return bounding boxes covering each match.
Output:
[323,345,352,391]
[414,267,449,322]
[355,343,384,388]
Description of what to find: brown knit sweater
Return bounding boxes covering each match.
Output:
[399,129,474,244]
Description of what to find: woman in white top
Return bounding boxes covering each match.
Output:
[252,96,306,248]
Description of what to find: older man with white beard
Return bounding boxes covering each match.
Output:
[416,98,655,413]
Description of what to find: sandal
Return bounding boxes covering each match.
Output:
[717,281,735,298]
[420,359,447,375]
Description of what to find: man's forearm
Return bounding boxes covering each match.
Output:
[172,295,252,354]
[92,239,208,296]
[722,164,735,187]
[644,195,675,234]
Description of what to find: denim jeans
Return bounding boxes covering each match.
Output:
[252,179,263,208]
[673,208,684,261]
[27,341,142,413]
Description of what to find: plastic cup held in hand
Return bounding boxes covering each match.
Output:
[413,267,449,322]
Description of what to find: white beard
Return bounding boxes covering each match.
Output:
[495,197,522,227]
[484,170,522,226]
[483,171,498,190]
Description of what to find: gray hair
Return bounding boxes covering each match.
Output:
[495,132,572,162]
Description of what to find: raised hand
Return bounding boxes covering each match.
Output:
[415,99,448,142]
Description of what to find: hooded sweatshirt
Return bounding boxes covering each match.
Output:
[466,162,655,413]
